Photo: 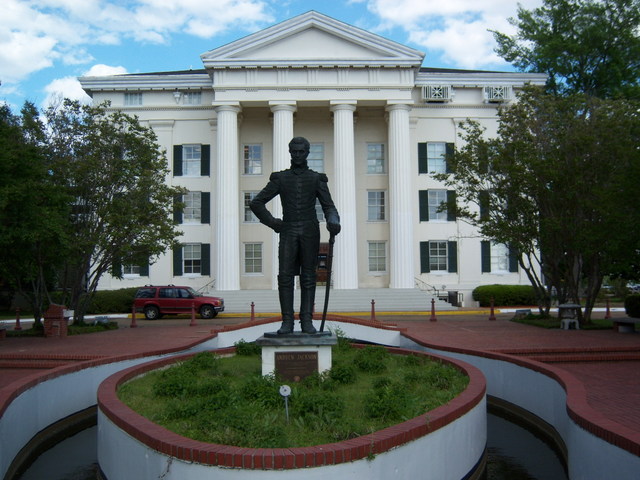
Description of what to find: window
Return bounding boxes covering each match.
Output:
[174,192,210,224]
[123,264,140,275]
[420,241,458,273]
[183,92,201,105]
[368,241,387,273]
[173,243,210,276]
[307,143,324,172]
[419,190,456,221]
[315,199,325,222]
[243,144,263,175]
[244,192,258,222]
[124,92,142,106]
[481,241,518,273]
[245,243,263,274]
[173,144,210,177]
[367,143,385,174]
[367,191,386,221]
[183,192,201,223]
[418,142,454,174]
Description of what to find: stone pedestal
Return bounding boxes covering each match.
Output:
[43,304,70,337]
[256,332,337,382]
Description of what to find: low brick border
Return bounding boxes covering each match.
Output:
[97,345,486,469]
[403,332,640,458]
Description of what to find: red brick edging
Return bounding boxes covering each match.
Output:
[97,344,486,469]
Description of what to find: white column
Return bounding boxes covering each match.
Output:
[386,103,415,288]
[213,103,241,291]
[269,101,297,289]
[330,101,359,289]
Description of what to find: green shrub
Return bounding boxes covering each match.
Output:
[624,294,640,318]
[354,346,389,373]
[472,284,536,307]
[86,287,138,314]
[234,339,262,356]
[329,363,356,384]
[364,380,409,421]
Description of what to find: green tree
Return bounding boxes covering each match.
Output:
[0,103,70,323]
[43,100,184,322]
[493,0,640,98]
[437,88,640,322]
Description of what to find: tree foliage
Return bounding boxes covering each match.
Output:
[437,88,640,321]
[0,100,183,322]
[493,0,640,98]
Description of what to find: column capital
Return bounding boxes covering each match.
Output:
[213,102,242,113]
[269,101,297,113]
[385,102,412,112]
[329,101,357,112]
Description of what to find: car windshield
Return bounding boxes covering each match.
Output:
[187,287,201,297]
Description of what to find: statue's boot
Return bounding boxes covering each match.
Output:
[299,284,317,334]
[277,275,295,334]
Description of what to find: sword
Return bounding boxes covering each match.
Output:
[319,233,336,332]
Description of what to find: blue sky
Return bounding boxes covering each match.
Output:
[1,0,543,111]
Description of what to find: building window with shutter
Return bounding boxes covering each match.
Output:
[174,244,210,276]
[366,143,385,174]
[114,259,149,277]
[243,144,262,175]
[419,190,457,222]
[183,244,201,274]
[173,144,210,177]
[481,241,518,273]
[244,243,263,274]
[418,142,454,174]
[420,240,458,273]
[174,192,210,224]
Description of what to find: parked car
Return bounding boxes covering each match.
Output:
[134,285,224,320]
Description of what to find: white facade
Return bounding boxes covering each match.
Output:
[80,11,545,302]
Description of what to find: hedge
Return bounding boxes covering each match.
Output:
[624,294,640,318]
[86,287,138,314]
[472,284,536,307]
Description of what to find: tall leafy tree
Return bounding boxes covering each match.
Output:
[437,88,640,321]
[493,0,640,98]
[0,103,70,323]
[43,100,184,322]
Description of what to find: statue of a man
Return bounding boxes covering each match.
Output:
[250,137,341,334]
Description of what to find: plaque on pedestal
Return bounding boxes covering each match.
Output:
[256,332,337,382]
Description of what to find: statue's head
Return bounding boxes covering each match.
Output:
[289,137,310,168]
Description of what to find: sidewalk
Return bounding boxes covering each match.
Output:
[1,310,639,449]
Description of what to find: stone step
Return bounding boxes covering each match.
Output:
[208,288,457,314]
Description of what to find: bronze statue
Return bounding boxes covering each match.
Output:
[250,137,341,334]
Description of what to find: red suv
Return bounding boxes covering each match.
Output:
[134,285,224,320]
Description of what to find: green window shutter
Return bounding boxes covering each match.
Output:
[201,243,211,276]
[420,241,430,273]
[201,145,210,176]
[509,246,519,272]
[419,190,429,221]
[139,261,150,277]
[447,241,458,273]
[447,190,457,221]
[201,192,210,224]
[479,190,489,221]
[111,259,122,277]
[418,143,428,174]
[445,142,455,173]
[173,194,183,224]
[173,245,183,276]
[173,145,183,176]
[481,240,491,273]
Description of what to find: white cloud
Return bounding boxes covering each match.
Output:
[43,64,128,107]
[363,0,543,68]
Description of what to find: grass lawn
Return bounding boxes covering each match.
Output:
[117,342,469,448]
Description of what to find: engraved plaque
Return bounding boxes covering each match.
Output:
[275,351,318,382]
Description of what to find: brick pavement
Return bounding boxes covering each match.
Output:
[1,311,639,451]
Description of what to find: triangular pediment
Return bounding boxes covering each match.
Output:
[201,11,424,69]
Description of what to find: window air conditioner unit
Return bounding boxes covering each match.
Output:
[422,85,453,102]
[484,86,512,103]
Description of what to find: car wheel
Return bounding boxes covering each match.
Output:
[144,306,160,320]
[200,305,217,319]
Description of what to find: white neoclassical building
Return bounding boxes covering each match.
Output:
[80,11,545,307]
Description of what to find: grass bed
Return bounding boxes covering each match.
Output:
[118,342,469,448]
[511,314,613,330]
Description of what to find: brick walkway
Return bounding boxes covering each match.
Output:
[1,311,639,450]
